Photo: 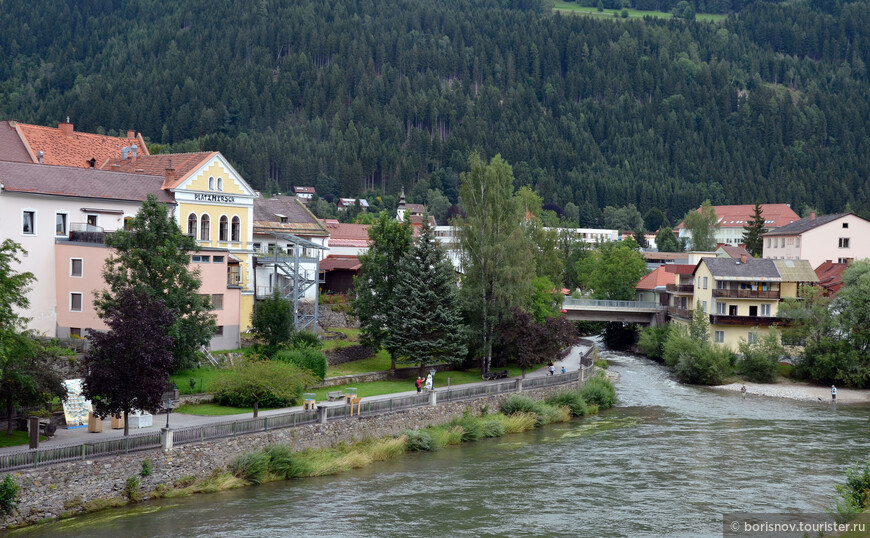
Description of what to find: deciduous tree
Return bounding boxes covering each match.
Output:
[682,200,720,252]
[580,241,647,300]
[251,289,294,351]
[98,195,215,372]
[655,227,683,252]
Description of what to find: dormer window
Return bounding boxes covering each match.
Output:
[217,177,224,191]
[208,176,215,191]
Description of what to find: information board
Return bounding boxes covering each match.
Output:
[61,379,93,429]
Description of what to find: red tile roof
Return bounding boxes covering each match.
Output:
[815,260,848,296]
[636,265,677,290]
[676,204,799,229]
[0,121,32,163]
[10,121,149,168]
[322,220,371,246]
[0,160,173,203]
[718,245,752,259]
[294,186,316,194]
[101,152,215,190]
[320,255,362,272]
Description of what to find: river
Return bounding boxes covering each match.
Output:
[17,349,870,537]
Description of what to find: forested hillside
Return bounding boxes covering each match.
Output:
[1,0,869,222]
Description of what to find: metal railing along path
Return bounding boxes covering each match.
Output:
[0,365,592,472]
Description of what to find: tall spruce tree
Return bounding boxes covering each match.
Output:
[97,194,216,372]
[384,223,466,367]
[352,211,413,369]
[742,202,768,257]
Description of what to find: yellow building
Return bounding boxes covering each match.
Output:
[103,151,258,332]
[668,255,818,350]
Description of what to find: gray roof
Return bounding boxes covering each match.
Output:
[0,160,173,203]
[763,213,848,236]
[254,195,320,223]
[699,257,781,281]
[773,259,819,283]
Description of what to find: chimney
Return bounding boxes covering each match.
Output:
[58,122,74,138]
[163,159,175,188]
[36,150,44,164]
[127,129,136,139]
[131,144,138,158]
[810,212,816,220]
[740,253,748,264]
[121,147,130,159]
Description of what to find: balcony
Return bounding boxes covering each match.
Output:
[712,289,780,300]
[709,314,781,327]
[668,306,693,319]
[666,284,694,294]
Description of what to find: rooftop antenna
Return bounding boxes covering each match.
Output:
[66,116,70,123]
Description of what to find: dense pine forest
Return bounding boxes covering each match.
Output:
[1,0,869,222]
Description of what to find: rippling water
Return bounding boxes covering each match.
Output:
[19,350,870,537]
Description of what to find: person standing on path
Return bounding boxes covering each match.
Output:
[561,366,566,375]
[415,377,423,393]
[832,385,837,401]
[425,373,433,391]
[741,385,747,399]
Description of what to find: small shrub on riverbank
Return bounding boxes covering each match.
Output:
[0,475,20,515]
[429,425,464,447]
[480,416,506,438]
[638,325,671,360]
[737,330,785,383]
[405,430,436,451]
[834,460,870,516]
[230,452,270,485]
[448,413,484,442]
[124,476,142,502]
[536,404,572,425]
[264,444,311,479]
[500,395,544,416]
[502,412,538,433]
[547,390,590,417]
[580,374,617,409]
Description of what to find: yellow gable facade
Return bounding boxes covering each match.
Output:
[172,154,256,331]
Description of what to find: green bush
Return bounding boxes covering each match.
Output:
[230,452,270,484]
[290,330,323,350]
[140,459,152,477]
[637,325,671,360]
[479,417,506,438]
[776,362,793,378]
[274,348,327,380]
[673,345,732,385]
[738,330,785,383]
[580,374,617,409]
[547,390,590,417]
[0,475,20,515]
[500,395,543,416]
[535,403,568,426]
[264,444,309,479]
[447,413,483,442]
[124,475,142,502]
[404,430,436,452]
[834,461,870,517]
[212,360,316,408]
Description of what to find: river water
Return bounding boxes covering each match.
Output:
[18,349,870,537]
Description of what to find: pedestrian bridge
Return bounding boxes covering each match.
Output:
[561,298,666,326]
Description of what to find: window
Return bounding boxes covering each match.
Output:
[217,177,223,191]
[212,294,224,310]
[252,242,261,252]
[702,301,707,313]
[69,328,82,338]
[209,176,215,190]
[192,255,210,263]
[212,256,225,263]
[774,238,779,248]
[747,331,758,344]
[766,238,771,248]
[219,216,229,241]
[703,277,708,289]
[717,280,727,290]
[715,331,724,343]
[761,304,771,317]
[187,213,197,237]
[70,293,83,312]
[717,302,727,315]
[215,325,224,336]
[839,258,852,264]
[231,216,241,242]
[839,238,850,248]
[843,222,849,229]
[200,215,210,241]
[55,213,68,236]
[86,215,98,229]
[70,258,83,277]
[22,210,35,234]
[124,216,134,231]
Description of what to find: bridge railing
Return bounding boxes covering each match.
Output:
[562,298,663,310]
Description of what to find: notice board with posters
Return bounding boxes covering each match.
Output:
[61,379,93,429]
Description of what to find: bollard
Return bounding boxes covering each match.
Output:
[428,390,437,406]
[161,427,174,452]
[516,378,524,392]
[317,405,328,424]
[29,416,40,449]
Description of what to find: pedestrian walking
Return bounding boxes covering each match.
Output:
[415,377,422,393]
[832,385,837,401]
[740,385,747,399]
[561,366,566,375]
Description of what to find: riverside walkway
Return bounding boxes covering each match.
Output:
[0,342,592,459]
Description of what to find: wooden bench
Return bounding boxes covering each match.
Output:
[481,369,509,381]
[327,391,344,402]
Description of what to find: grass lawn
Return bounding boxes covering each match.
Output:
[0,430,45,448]
[171,367,223,395]
[174,403,277,416]
[327,349,392,377]
[552,1,726,22]
[321,328,361,352]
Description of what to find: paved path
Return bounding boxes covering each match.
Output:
[1,343,591,455]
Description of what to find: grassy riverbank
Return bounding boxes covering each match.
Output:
[22,376,615,529]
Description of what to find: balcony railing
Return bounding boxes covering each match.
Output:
[666,284,695,294]
[668,306,693,319]
[712,289,780,300]
[709,314,780,327]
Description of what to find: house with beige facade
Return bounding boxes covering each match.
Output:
[762,212,870,268]
[668,255,818,350]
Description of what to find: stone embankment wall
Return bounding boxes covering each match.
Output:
[2,381,579,529]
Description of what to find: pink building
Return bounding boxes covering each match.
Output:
[762,213,870,268]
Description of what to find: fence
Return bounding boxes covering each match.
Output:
[0,362,594,472]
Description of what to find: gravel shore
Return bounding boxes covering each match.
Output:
[712,381,870,404]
